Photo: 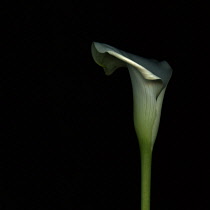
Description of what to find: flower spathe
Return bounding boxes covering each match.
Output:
[91,42,172,151]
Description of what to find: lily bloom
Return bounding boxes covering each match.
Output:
[91,42,172,150]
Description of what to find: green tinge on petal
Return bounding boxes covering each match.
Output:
[128,65,163,148]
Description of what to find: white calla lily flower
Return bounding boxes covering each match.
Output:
[91,42,172,210]
[91,42,172,150]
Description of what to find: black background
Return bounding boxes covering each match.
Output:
[1,1,209,210]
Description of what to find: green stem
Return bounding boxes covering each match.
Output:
[140,147,152,210]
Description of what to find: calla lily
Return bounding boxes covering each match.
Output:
[91,42,172,210]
